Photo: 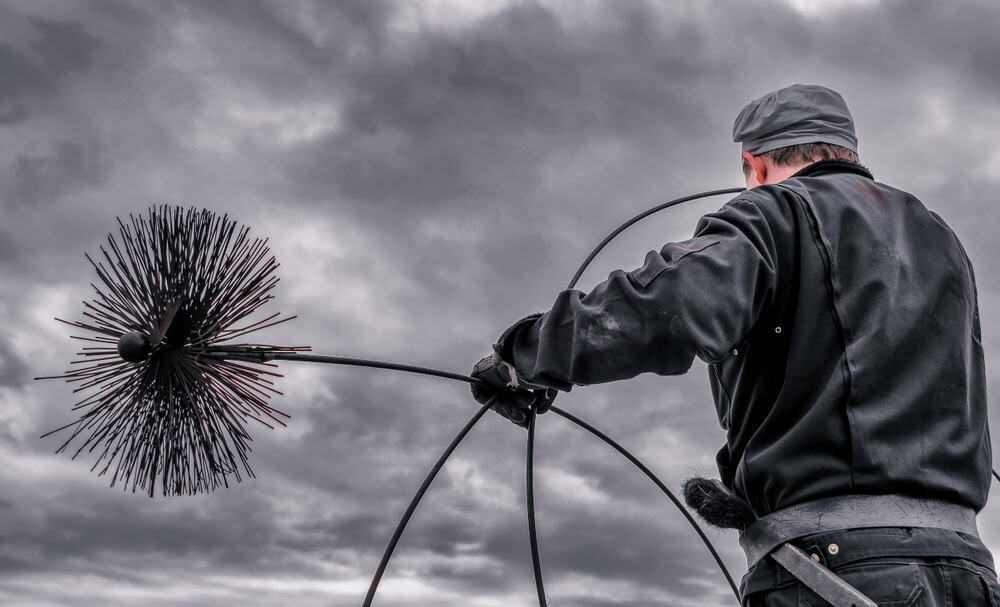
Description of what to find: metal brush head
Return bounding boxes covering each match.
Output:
[40,205,309,497]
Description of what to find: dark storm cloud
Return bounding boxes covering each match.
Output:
[5,140,109,207]
[824,0,1000,96]
[281,0,999,226]
[0,492,276,574]
[265,0,753,342]
[26,17,103,76]
[923,176,1000,270]
[0,13,101,125]
[285,509,389,553]
[160,0,393,114]
[0,338,29,388]
[535,512,723,596]
[4,0,1000,605]
[0,96,26,125]
[290,1,725,217]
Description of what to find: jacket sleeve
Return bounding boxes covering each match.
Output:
[505,195,781,390]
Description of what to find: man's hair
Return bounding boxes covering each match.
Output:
[742,142,861,178]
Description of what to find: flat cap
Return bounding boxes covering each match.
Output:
[733,83,858,155]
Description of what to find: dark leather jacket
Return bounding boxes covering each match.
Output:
[506,159,990,516]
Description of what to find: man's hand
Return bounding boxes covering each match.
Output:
[471,353,556,427]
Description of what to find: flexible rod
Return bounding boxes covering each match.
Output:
[526,412,547,605]
[519,185,747,603]
[254,349,739,604]
[565,187,746,289]
[262,350,552,605]
[230,183,1000,605]
[259,352,482,385]
[549,405,741,601]
[263,186,749,605]
[361,402,492,607]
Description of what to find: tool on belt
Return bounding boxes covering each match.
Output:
[686,476,980,606]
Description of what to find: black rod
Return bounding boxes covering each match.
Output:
[218,185,746,603]
[362,403,492,607]
[227,352,486,386]
[565,187,745,290]
[526,412,547,606]
[549,405,741,603]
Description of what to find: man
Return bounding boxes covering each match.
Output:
[472,84,998,604]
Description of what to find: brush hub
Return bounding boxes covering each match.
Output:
[118,331,151,363]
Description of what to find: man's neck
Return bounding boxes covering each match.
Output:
[764,161,813,185]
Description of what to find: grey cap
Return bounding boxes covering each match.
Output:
[733,84,858,155]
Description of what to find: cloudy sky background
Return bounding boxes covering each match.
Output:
[3,0,1000,605]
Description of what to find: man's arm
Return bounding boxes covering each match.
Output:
[502,195,783,390]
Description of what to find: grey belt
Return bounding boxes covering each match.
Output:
[739,493,979,567]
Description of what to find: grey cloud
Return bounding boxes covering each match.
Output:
[4,0,1000,605]
[538,515,721,597]
[26,17,102,76]
[0,43,41,126]
[289,1,725,216]
[0,14,101,125]
[0,97,26,125]
[462,502,729,602]
[0,486,286,576]
[285,509,389,554]
[171,0,391,98]
[5,140,109,207]
[831,0,1000,95]
[0,338,29,388]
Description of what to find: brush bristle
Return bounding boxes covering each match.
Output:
[40,205,310,496]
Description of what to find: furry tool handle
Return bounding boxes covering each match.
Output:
[682,477,756,530]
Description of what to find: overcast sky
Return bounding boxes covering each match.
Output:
[3,0,1000,605]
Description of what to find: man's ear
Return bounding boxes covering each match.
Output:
[742,151,767,186]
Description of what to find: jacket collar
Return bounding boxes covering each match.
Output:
[792,159,873,180]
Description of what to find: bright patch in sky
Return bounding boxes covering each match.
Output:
[784,0,880,15]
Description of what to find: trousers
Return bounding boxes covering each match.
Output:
[741,527,999,606]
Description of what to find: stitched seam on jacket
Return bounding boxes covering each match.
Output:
[782,185,858,491]
[710,363,733,430]
[627,239,720,289]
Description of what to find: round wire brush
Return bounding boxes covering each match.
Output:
[39,205,309,497]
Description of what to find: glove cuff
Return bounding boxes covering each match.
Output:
[494,313,542,359]
[492,313,549,391]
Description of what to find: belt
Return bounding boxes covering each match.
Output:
[739,494,979,567]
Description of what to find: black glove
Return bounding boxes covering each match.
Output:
[471,352,556,427]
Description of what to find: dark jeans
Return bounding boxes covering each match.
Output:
[741,528,999,607]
